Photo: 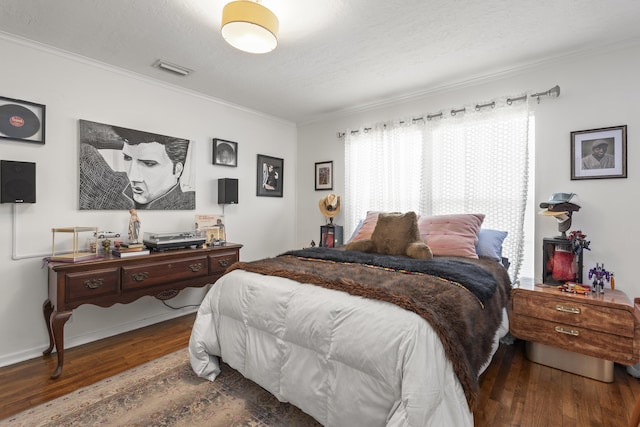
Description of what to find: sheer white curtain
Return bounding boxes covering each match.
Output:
[344,121,424,233]
[345,99,531,280]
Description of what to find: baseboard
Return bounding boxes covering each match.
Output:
[0,308,197,369]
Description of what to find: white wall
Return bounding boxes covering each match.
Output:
[297,41,640,299]
[0,35,298,367]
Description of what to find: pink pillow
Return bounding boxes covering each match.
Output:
[417,214,485,258]
[349,211,381,241]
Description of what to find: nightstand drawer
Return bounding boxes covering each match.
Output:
[208,250,239,275]
[121,256,208,291]
[65,268,119,302]
[511,292,635,338]
[511,314,635,363]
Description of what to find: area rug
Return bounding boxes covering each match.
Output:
[3,349,321,426]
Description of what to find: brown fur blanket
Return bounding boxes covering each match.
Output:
[226,249,512,409]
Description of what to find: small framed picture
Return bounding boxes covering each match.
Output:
[213,138,238,167]
[257,154,283,197]
[0,96,46,144]
[315,161,333,190]
[571,125,627,180]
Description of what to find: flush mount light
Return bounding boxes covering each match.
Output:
[153,60,193,76]
[221,0,279,54]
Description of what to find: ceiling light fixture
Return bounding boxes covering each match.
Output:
[221,0,279,54]
[154,60,193,76]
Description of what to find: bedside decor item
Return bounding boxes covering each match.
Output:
[571,125,627,180]
[588,263,613,294]
[318,193,340,225]
[320,224,342,248]
[539,192,580,238]
[256,154,283,197]
[0,95,45,144]
[539,193,585,285]
[315,161,333,190]
[213,138,238,167]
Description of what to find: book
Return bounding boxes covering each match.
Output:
[120,243,145,249]
[115,245,146,252]
[112,249,150,258]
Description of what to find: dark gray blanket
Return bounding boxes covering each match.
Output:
[282,247,498,307]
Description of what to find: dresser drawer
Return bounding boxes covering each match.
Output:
[121,256,208,291]
[208,250,239,275]
[65,268,119,302]
[511,292,635,338]
[511,313,635,363]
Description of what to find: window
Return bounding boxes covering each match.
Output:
[345,101,533,281]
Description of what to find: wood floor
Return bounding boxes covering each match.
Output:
[1,313,639,426]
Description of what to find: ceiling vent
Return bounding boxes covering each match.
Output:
[153,60,193,77]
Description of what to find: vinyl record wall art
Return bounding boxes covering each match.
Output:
[0,96,46,144]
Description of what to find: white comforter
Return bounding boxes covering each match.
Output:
[189,269,508,427]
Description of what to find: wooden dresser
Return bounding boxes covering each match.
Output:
[43,243,241,379]
[510,282,640,381]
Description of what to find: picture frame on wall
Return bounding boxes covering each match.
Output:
[0,96,46,144]
[315,160,333,190]
[78,120,195,210]
[257,154,283,197]
[212,138,238,167]
[571,125,627,180]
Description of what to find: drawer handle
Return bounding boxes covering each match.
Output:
[555,304,580,314]
[132,272,149,282]
[555,326,579,336]
[218,259,230,267]
[189,263,203,272]
[84,278,104,289]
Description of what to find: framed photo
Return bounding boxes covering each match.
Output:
[0,96,46,144]
[195,214,226,244]
[315,160,333,190]
[212,138,238,167]
[257,154,283,197]
[571,125,627,180]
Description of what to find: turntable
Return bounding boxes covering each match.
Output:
[143,231,206,251]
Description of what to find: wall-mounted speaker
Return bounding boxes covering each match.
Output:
[218,178,238,204]
[1,160,36,203]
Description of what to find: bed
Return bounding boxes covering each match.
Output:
[189,212,512,426]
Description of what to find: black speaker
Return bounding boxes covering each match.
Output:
[218,178,238,204]
[1,160,36,203]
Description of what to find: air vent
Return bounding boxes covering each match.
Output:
[153,60,193,77]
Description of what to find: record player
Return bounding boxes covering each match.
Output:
[143,231,206,251]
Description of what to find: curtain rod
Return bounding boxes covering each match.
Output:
[337,84,560,138]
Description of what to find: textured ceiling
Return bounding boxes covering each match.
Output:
[1,0,640,124]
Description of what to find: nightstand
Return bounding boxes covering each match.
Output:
[510,282,640,382]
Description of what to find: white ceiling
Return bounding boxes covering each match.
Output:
[1,0,640,124]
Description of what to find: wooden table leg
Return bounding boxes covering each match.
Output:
[42,299,55,356]
[49,310,72,379]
